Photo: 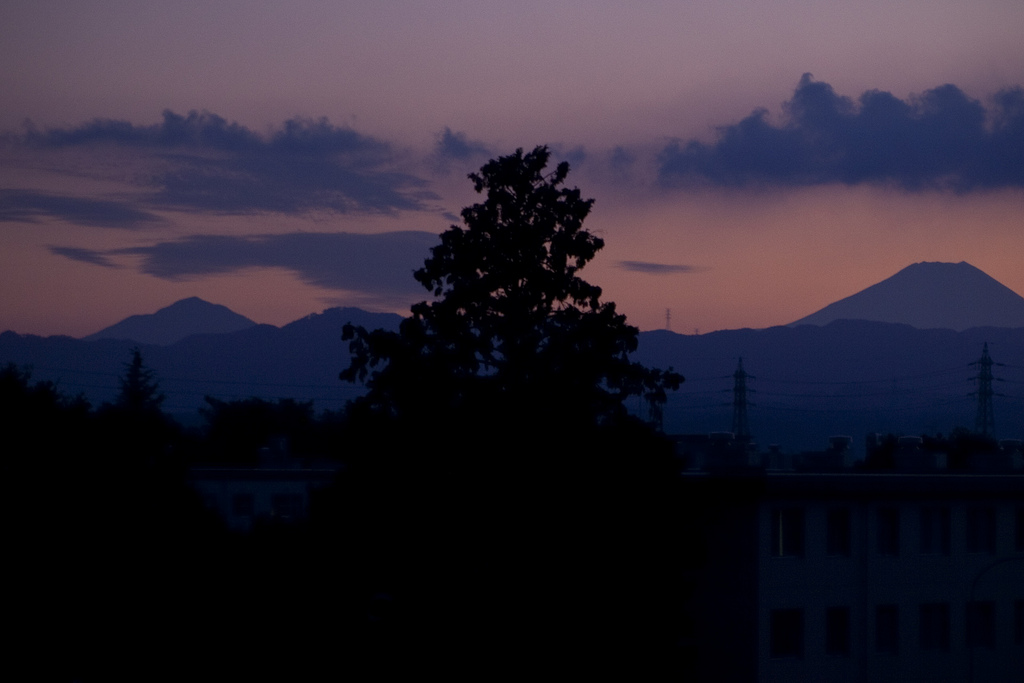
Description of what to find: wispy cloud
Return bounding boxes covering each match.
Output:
[433,127,492,162]
[0,189,163,228]
[618,261,700,274]
[47,246,122,268]
[429,127,493,176]
[50,230,441,304]
[608,146,637,178]
[658,75,1024,191]
[18,110,438,216]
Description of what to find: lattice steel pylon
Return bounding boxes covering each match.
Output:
[970,342,1000,436]
[732,357,753,441]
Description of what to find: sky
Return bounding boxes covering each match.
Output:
[2,0,1023,338]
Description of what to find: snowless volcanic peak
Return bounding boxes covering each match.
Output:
[789,261,1024,331]
[83,297,257,345]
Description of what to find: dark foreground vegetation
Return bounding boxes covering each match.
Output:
[6,148,701,681]
[5,364,698,681]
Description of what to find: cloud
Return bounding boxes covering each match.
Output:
[0,189,162,228]
[550,144,587,169]
[433,127,492,161]
[47,246,122,268]
[658,75,1024,191]
[19,110,438,215]
[49,230,441,305]
[430,127,493,175]
[608,146,637,176]
[618,261,700,274]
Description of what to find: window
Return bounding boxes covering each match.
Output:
[827,508,851,557]
[966,601,995,648]
[920,506,951,555]
[1015,507,1024,552]
[966,507,996,554]
[772,508,804,557]
[770,609,804,658]
[876,605,899,655]
[919,603,950,651]
[877,507,900,557]
[271,493,303,520]
[826,606,851,656]
[1015,600,1024,646]
[232,493,254,517]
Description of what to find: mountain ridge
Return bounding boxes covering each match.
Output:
[4,308,1024,450]
[5,317,1020,451]
[61,261,1024,348]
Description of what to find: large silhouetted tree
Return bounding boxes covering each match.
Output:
[335,147,688,677]
[342,145,681,428]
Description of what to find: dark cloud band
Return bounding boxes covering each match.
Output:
[0,189,162,228]
[19,111,437,215]
[618,261,699,274]
[47,246,122,267]
[51,231,441,304]
[658,75,1024,191]
[434,127,492,161]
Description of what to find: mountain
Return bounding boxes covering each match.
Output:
[789,261,1024,331]
[83,297,258,345]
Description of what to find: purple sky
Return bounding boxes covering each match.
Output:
[2,1,1023,337]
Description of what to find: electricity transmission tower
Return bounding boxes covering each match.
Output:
[732,357,753,441]
[970,342,1002,437]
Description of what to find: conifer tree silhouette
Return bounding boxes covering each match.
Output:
[115,347,165,415]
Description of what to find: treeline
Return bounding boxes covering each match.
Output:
[2,356,349,465]
[1,359,363,681]
[3,353,697,681]
[3,358,697,679]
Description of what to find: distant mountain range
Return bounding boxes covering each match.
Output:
[789,261,1024,331]
[5,262,1024,451]
[0,305,402,423]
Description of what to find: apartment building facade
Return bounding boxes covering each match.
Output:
[681,470,1024,682]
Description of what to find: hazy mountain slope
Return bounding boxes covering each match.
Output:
[635,321,1024,451]
[83,297,258,345]
[2,307,402,418]
[6,298,1024,452]
[789,261,1024,331]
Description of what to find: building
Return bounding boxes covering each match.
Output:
[188,444,340,532]
[679,439,1024,682]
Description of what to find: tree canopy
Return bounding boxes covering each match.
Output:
[342,145,681,428]
[335,147,688,675]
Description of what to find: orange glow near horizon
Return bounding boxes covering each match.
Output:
[2,182,1023,338]
[590,186,1024,333]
